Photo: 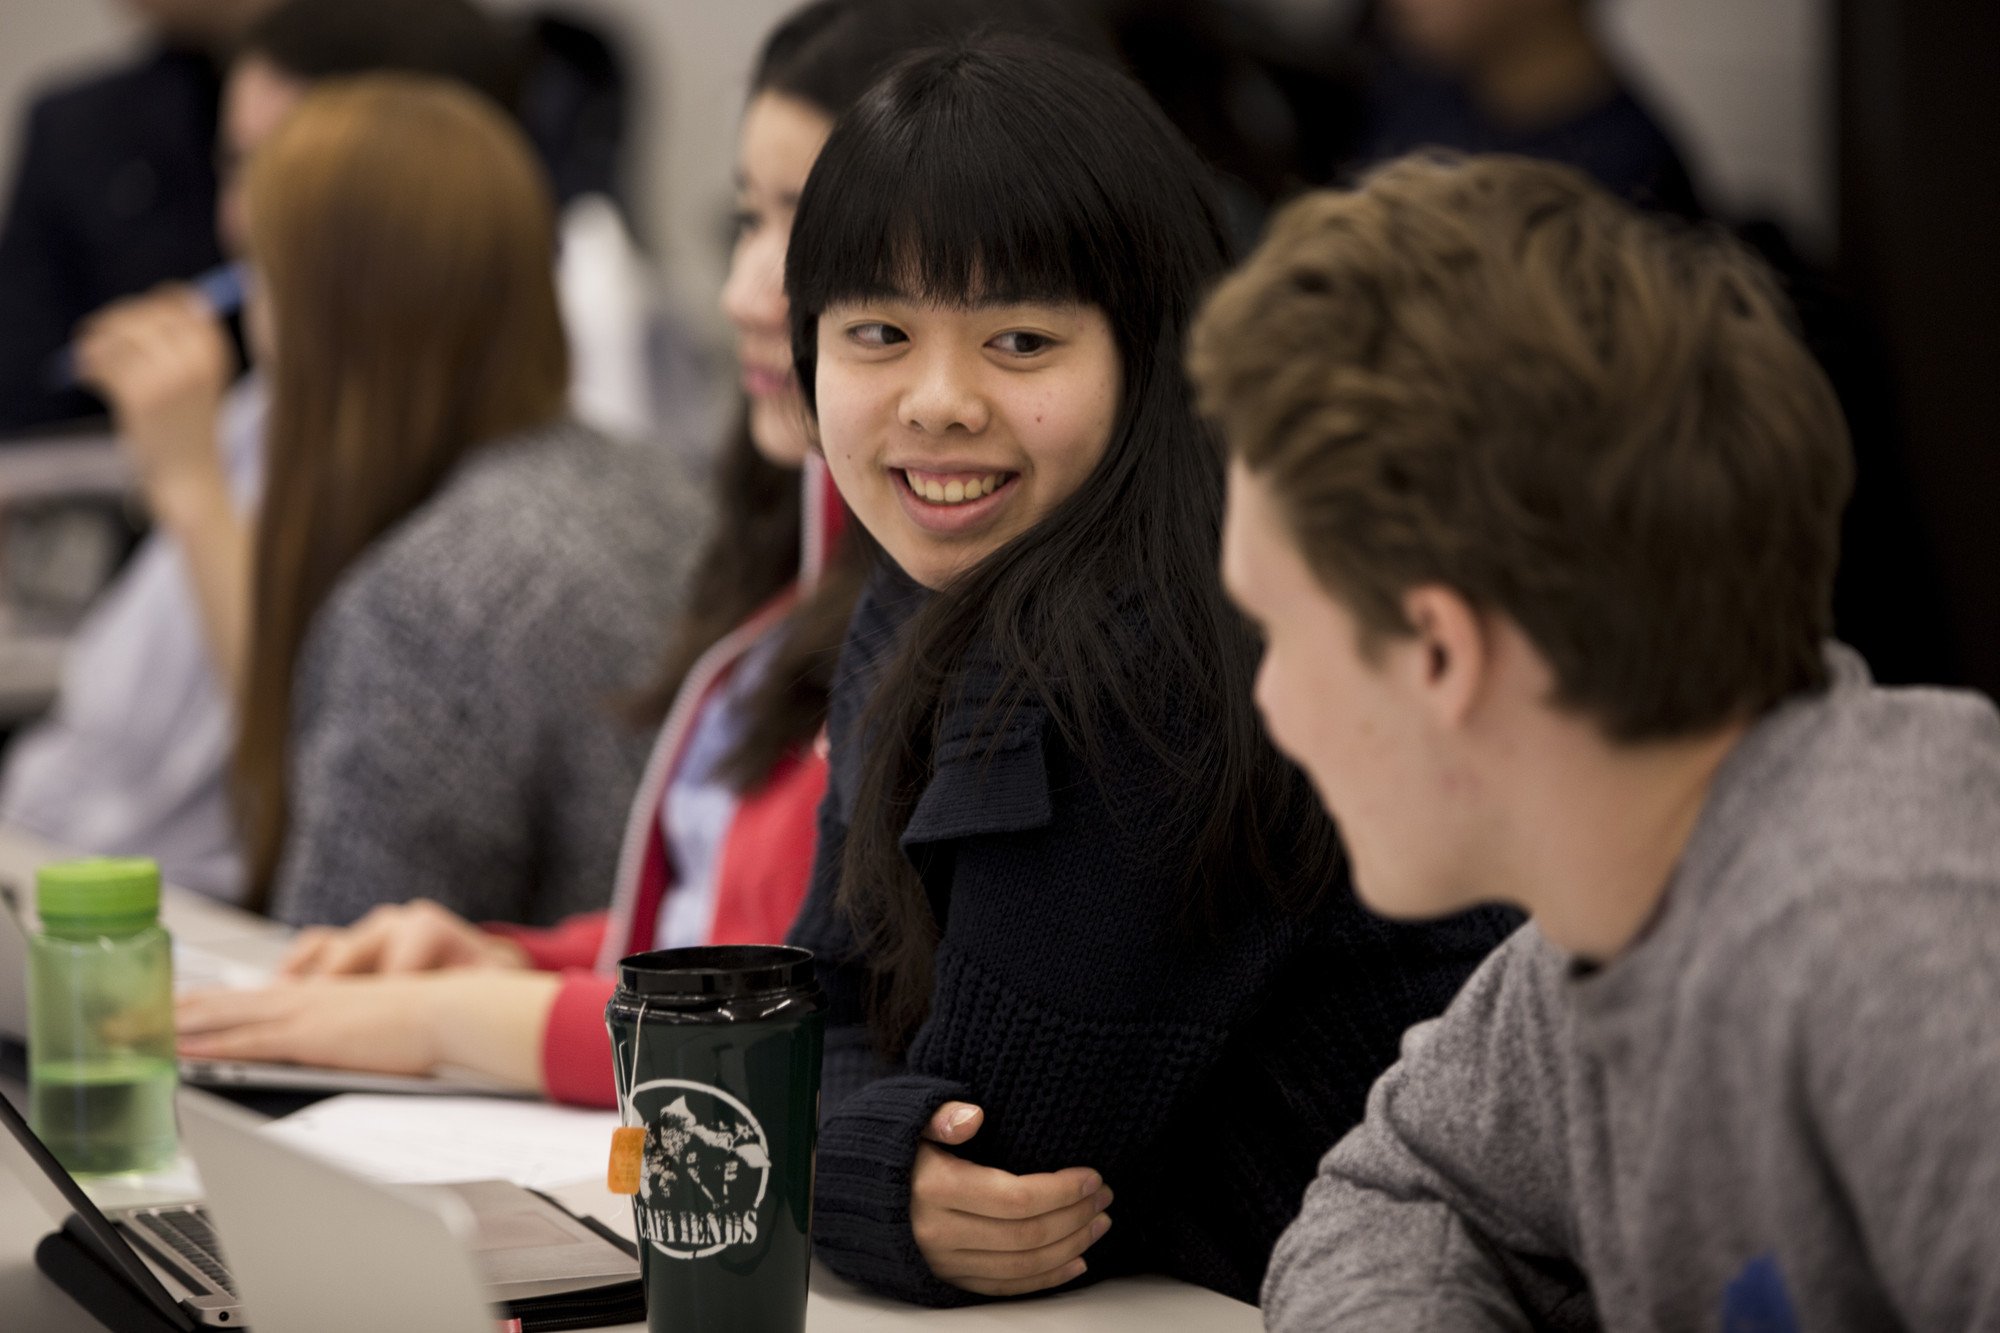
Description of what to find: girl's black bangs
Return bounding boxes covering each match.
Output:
[791,84,1123,317]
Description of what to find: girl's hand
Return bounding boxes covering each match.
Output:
[175,970,560,1090]
[909,1101,1114,1297]
[73,286,235,527]
[278,899,530,977]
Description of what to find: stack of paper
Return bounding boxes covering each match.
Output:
[260,1094,619,1191]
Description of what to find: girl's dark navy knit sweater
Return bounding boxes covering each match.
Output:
[790,565,1518,1307]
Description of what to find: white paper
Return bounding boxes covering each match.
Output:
[259,1094,619,1191]
[172,940,273,992]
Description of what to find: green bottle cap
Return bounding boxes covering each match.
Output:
[36,857,162,929]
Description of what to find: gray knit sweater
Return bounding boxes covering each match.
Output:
[1263,646,2000,1331]
[268,420,706,929]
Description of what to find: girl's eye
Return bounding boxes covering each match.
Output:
[992,331,1053,356]
[850,323,908,348]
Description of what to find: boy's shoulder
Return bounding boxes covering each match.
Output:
[1662,653,2000,1024]
[1699,652,2000,927]
[1451,651,2000,1015]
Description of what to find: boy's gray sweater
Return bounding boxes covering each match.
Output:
[1264,647,2000,1331]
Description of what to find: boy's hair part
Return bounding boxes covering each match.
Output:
[1190,152,1853,741]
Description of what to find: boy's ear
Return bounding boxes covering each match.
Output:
[1402,584,1487,729]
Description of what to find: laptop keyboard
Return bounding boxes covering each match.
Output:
[136,1205,237,1296]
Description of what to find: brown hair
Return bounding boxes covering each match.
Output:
[235,75,569,907]
[1190,152,1854,741]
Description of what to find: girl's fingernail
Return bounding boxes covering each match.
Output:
[1093,1187,1114,1211]
[1090,1213,1112,1240]
[947,1106,978,1131]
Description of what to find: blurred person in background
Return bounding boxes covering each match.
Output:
[1348,0,1950,691]
[220,0,691,442]
[0,0,686,436]
[0,0,688,901]
[173,0,1049,1105]
[1357,0,1702,217]
[1092,0,1372,247]
[0,0,275,432]
[139,73,700,929]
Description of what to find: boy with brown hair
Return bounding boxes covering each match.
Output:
[1191,152,2000,1330]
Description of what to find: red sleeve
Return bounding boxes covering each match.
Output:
[484,911,610,973]
[542,971,619,1108]
[708,749,828,946]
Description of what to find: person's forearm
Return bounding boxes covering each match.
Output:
[1265,933,1591,1328]
[429,971,564,1093]
[812,1070,978,1307]
[1264,1164,1546,1331]
[152,468,252,698]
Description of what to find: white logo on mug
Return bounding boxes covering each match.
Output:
[624,1078,771,1259]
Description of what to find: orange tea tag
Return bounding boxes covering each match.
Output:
[608,1126,645,1195]
[604,1120,644,1192]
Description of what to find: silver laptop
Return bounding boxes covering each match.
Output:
[0,869,518,1097]
[0,1082,242,1328]
[178,1089,637,1333]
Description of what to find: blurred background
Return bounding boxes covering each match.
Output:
[0,0,1994,696]
[0,0,1841,357]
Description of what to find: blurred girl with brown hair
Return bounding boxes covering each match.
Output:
[99,74,703,928]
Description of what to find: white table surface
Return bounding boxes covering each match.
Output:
[0,829,1261,1331]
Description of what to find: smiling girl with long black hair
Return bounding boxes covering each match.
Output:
[784,35,1516,1307]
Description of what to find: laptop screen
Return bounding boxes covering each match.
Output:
[0,1085,191,1322]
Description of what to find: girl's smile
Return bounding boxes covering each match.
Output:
[814,297,1119,589]
[890,464,1021,535]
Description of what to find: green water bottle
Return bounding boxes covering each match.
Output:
[27,858,178,1176]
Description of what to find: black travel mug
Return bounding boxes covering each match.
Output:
[605,945,824,1333]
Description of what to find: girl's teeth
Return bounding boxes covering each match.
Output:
[908,471,1003,505]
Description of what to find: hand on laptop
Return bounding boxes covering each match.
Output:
[279,899,531,977]
[910,1101,1113,1297]
[175,970,560,1090]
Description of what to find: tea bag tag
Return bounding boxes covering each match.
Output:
[610,1002,650,1196]
[607,1125,645,1196]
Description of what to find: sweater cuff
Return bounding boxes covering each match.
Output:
[812,1072,980,1308]
[485,911,610,973]
[541,971,618,1108]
